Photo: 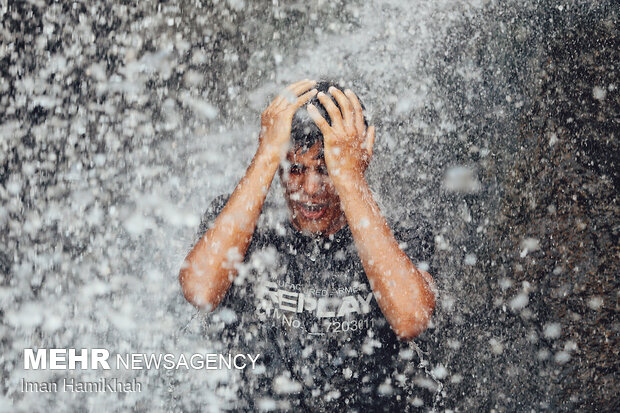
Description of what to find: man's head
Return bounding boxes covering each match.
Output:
[279,81,369,236]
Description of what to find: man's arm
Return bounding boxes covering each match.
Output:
[332,172,436,339]
[179,80,317,309]
[308,87,436,340]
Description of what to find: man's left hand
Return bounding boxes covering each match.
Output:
[307,87,375,179]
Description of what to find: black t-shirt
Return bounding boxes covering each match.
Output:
[196,194,434,411]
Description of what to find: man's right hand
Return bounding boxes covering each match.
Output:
[259,79,317,156]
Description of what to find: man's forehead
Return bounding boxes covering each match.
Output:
[288,142,324,162]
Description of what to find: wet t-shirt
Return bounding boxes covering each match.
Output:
[196,194,434,411]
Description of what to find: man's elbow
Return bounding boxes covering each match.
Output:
[395,293,436,341]
[178,264,216,311]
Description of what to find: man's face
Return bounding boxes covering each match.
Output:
[281,141,346,235]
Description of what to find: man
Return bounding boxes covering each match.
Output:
[179,80,436,410]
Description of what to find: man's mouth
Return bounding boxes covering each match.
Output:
[296,201,328,220]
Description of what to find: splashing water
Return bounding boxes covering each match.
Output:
[1,0,617,411]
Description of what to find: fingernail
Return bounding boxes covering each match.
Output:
[328,86,335,93]
[317,92,325,97]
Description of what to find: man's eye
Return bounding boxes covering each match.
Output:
[318,166,328,175]
[289,165,302,174]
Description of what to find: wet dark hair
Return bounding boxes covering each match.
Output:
[290,81,368,154]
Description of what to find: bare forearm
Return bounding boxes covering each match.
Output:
[179,146,281,309]
[334,173,436,339]
[179,80,317,309]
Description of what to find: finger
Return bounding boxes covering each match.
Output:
[329,86,354,129]
[270,79,316,112]
[268,88,286,108]
[294,89,318,109]
[365,125,375,159]
[270,87,291,110]
[287,79,317,96]
[285,78,313,92]
[307,104,332,137]
[316,92,343,129]
[278,79,316,107]
[344,89,365,136]
[277,89,298,107]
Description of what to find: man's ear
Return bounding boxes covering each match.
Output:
[279,158,291,183]
[365,125,375,160]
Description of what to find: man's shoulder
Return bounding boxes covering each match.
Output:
[194,194,229,242]
[195,193,289,243]
[389,210,435,266]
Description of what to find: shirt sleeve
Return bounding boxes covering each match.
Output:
[191,194,242,316]
[192,193,231,245]
[391,211,435,267]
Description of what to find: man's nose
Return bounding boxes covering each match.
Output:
[302,171,322,195]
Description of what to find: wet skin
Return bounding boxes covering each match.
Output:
[280,142,347,236]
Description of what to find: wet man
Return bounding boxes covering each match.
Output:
[179,80,436,410]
